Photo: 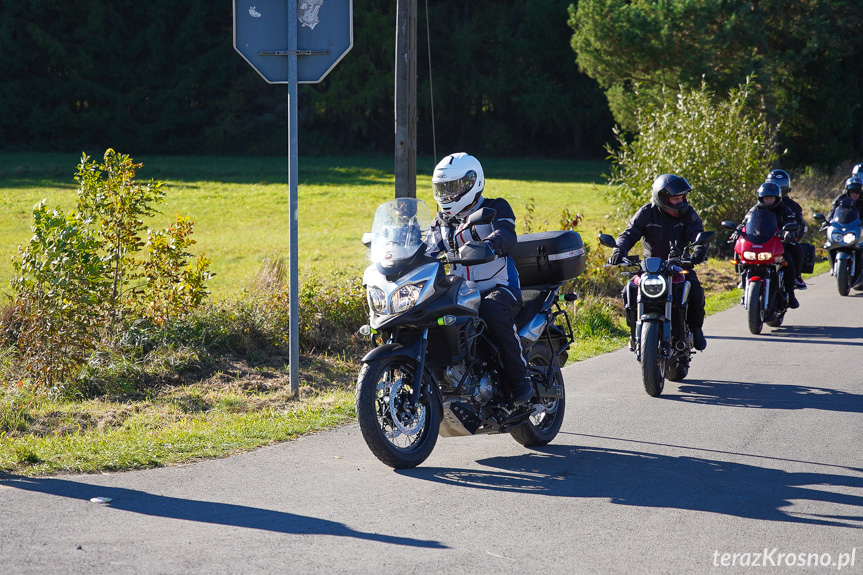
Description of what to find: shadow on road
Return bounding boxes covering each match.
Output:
[663,379,863,414]
[0,475,446,549]
[400,445,863,528]
[710,331,863,347]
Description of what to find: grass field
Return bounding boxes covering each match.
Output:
[0,153,615,299]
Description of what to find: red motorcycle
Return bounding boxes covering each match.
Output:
[722,209,799,334]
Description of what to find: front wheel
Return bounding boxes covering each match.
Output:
[746,281,764,334]
[510,343,565,447]
[837,259,850,296]
[355,356,440,469]
[640,321,664,397]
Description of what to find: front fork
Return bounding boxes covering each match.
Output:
[634,300,672,362]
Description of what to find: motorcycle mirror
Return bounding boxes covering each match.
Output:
[720,220,737,230]
[692,231,715,245]
[361,232,374,248]
[597,233,617,248]
[466,207,496,227]
[782,222,800,232]
[813,213,826,221]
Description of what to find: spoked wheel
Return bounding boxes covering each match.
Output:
[640,321,664,397]
[746,281,764,334]
[837,259,850,296]
[510,343,565,447]
[355,357,440,469]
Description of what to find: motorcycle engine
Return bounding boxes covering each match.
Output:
[444,363,495,404]
[471,372,495,404]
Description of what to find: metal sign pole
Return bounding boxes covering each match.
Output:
[287,1,300,396]
[233,0,353,396]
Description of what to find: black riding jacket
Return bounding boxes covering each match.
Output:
[615,202,704,260]
[827,193,863,221]
[783,197,807,238]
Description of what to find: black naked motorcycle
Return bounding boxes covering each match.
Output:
[355,198,585,469]
[599,231,714,397]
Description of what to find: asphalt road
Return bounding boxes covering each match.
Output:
[2,273,861,574]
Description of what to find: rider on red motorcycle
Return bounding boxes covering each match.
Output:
[734,182,800,308]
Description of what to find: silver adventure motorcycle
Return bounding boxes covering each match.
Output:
[355,198,584,468]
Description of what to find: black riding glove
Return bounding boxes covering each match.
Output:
[690,246,707,265]
[608,248,624,266]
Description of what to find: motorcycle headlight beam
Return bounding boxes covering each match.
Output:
[640,274,667,297]
[368,287,387,315]
[843,232,857,244]
[831,232,845,243]
[757,252,773,261]
[743,251,758,261]
[390,281,427,314]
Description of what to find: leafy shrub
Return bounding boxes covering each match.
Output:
[8,150,212,392]
[606,79,778,236]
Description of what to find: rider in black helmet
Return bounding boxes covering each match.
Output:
[737,182,800,308]
[608,174,709,351]
[827,176,863,221]
[765,169,807,290]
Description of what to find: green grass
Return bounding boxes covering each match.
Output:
[0,153,613,299]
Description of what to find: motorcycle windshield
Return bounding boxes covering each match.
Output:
[833,205,860,225]
[368,198,432,264]
[744,209,778,244]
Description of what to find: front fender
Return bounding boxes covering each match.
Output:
[835,252,852,260]
[361,340,423,363]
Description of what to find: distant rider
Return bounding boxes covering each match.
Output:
[608,174,709,351]
[765,169,807,290]
[424,152,533,404]
[736,182,800,309]
[827,177,863,222]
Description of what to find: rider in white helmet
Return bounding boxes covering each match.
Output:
[426,153,533,404]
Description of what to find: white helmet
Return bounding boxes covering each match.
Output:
[432,152,484,216]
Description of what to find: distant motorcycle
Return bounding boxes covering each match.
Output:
[599,231,714,397]
[355,198,585,468]
[813,198,863,296]
[722,210,799,334]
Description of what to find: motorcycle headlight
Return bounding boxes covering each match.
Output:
[843,232,857,243]
[390,281,426,314]
[368,287,387,315]
[757,252,773,261]
[743,251,758,261]
[640,274,667,297]
[831,232,845,243]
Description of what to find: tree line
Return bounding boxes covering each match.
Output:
[1,1,861,166]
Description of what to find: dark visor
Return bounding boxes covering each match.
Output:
[433,170,476,202]
[663,178,691,196]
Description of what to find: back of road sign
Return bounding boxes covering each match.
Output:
[233,0,353,84]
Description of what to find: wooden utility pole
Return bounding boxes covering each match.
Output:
[394,0,417,198]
